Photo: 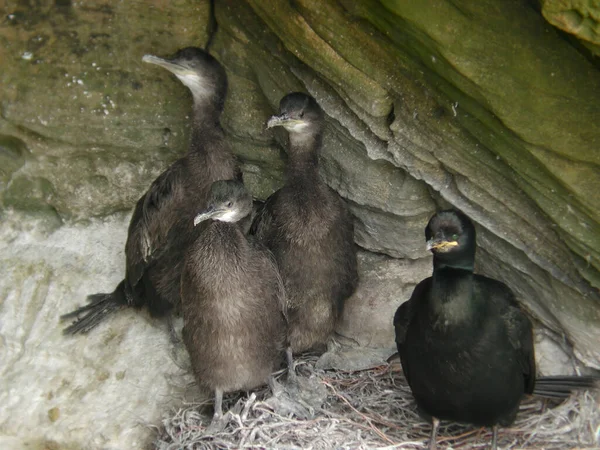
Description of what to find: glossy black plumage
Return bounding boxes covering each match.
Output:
[394,209,598,449]
[62,47,238,334]
[181,180,287,422]
[251,92,358,355]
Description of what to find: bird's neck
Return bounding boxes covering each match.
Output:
[189,104,225,153]
[287,152,319,179]
[189,222,248,288]
[192,100,222,127]
[433,256,474,272]
[429,266,475,326]
[286,132,320,179]
[202,221,246,259]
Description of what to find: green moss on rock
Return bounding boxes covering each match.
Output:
[0,135,28,190]
[542,0,600,55]
[4,176,55,210]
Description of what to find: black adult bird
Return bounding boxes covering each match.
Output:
[182,179,287,423]
[251,92,358,358]
[62,47,238,334]
[394,209,598,450]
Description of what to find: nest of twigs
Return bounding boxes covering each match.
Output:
[154,355,600,449]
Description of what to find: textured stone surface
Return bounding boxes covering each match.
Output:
[337,252,432,349]
[0,0,211,219]
[542,0,600,55]
[0,212,186,449]
[1,214,584,448]
[1,0,600,446]
[212,0,600,369]
[0,0,598,360]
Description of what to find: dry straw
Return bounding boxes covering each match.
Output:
[154,355,600,449]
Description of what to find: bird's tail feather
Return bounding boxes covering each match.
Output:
[533,376,599,398]
[61,280,128,335]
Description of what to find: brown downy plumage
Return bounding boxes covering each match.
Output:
[62,47,239,334]
[251,93,358,356]
[181,180,287,422]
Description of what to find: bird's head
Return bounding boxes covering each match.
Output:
[143,47,227,110]
[425,209,476,269]
[267,92,324,136]
[193,180,252,226]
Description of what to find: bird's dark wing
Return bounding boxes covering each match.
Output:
[503,303,535,394]
[481,276,536,395]
[125,163,184,287]
[394,278,430,385]
[249,190,280,241]
[394,279,429,345]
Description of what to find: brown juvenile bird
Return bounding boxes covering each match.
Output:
[251,92,358,363]
[62,47,238,334]
[182,179,287,423]
[394,209,599,450]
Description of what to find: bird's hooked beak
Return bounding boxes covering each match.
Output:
[142,54,197,79]
[193,206,218,226]
[267,113,303,129]
[426,238,459,252]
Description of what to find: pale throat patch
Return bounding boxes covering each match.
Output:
[284,121,310,132]
[216,209,239,223]
[176,73,211,99]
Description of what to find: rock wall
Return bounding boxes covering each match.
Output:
[207,0,600,364]
[210,0,600,367]
[1,0,599,447]
[542,0,600,56]
[2,0,599,370]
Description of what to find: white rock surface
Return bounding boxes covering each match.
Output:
[337,251,432,349]
[0,211,588,450]
[0,211,183,449]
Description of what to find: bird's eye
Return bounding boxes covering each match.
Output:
[452,234,459,241]
[226,201,233,208]
[299,111,305,118]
